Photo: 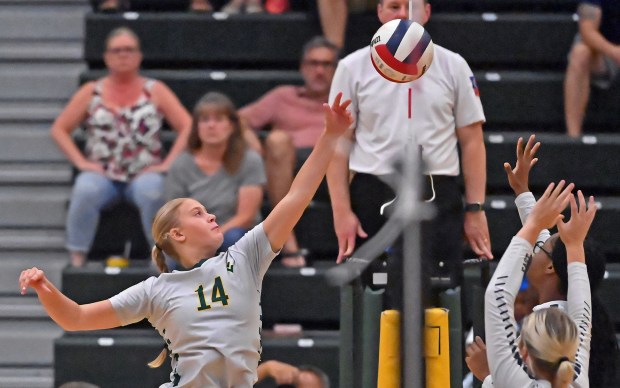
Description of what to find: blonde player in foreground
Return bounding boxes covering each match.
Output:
[19,94,353,387]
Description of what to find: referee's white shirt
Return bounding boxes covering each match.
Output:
[329,44,485,177]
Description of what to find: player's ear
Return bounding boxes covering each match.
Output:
[169,228,186,243]
[545,262,555,274]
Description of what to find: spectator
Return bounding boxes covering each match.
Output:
[326,0,491,307]
[95,0,224,13]
[239,36,339,267]
[257,360,330,387]
[316,0,375,50]
[221,0,264,13]
[317,0,347,49]
[564,0,620,138]
[50,27,191,267]
[189,0,213,12]
[165,92,266,254]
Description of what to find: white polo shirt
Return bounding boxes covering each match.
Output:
[329,44,485,177]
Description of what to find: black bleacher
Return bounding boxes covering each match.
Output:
[91,0,578,13]
[57,263,341,386]
[430,0,577,12]
[55,329,339,388]
[85,13,326,69]
[485,194,620,259]
[62,262,341,329]
[483,132,620,260]
[84,12,578,70]
[478,71,620,131]
[81,68,620,131]
[81,11,620,131]
[485,132,620,194]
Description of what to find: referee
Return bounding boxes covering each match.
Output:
[326,0,492,308]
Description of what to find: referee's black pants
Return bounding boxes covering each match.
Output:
[349,173,464,310]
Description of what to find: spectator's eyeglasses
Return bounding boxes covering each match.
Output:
[303,59,336,69]
[533,241,552,260]
[107,46,139,55]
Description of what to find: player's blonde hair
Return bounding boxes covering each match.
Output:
[148,198,188,368]
[520,308,579,388]
[151,198,186,273]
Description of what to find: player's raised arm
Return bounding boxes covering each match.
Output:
[19,267,121,331]
[263,93,352,252]
[503,134,541,196]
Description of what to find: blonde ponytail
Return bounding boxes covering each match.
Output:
[148,346,168,368]
[553,359,575,388]
[151,198,186,272]
[520,309,579,388]
[146,198,189,367]
[152,244,169,273]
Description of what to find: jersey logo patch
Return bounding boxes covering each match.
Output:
[469,75,480,97]
[225,252,235,273]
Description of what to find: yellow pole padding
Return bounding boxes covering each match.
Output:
[425,308,450,388]
[377,309,401,388]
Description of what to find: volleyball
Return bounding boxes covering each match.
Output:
[370,19,434,83]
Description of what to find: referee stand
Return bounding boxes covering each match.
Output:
[328,142,462,387]
[337,257,491,387]
[337,259,474,387]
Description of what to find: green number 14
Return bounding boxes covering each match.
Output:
[195,276,230,311]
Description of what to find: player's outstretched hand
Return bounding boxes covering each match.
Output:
[19,267,49,295]
[525,180,574,233]
[323,92,352,137]
[557,190,597,251]
[465,336,490,382]
[503,135,540,196]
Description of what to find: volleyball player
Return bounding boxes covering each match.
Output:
[19,94,352,387]
[484,179,594,387]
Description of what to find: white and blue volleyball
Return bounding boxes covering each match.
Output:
[370,19,434,83]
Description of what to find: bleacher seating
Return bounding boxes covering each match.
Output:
[81,13,620,132]
[485,194,620,259]
[485,132,620,194]
[429,0,577,12]
[61,262,340,329]
[79,68,620,132]
[55,328,339,387]
[84,13,578,70]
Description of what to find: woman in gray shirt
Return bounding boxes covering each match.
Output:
[165,92,266,252]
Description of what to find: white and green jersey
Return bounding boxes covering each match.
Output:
[109,223,278,387]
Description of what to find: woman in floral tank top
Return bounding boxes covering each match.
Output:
[50,27,191,267]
